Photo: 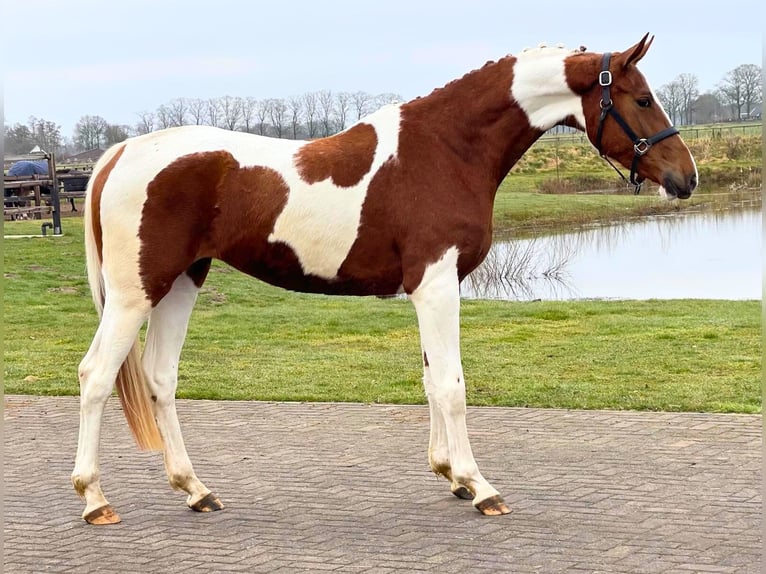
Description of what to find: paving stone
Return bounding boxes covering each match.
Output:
[3,395,761,573]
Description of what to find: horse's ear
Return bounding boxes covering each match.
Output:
[618,33,654,69]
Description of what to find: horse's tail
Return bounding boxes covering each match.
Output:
[84,144,164,452]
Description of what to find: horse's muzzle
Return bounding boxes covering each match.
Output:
[663,172,697,200]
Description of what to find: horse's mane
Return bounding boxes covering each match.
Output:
[409,44,587,103]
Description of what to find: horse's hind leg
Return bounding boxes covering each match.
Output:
[143,267,223,512]
[409,248,510,516]
[72,299,152,524]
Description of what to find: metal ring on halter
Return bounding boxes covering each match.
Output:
[600,98,612,109]
[634,139,651,155]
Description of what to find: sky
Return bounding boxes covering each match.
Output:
[2,0,763,139]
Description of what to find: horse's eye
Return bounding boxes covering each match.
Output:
[637,97,652,108]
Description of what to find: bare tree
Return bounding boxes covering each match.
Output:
[287,96,303,139]
[240,97,259,133]
[156,104,173,130]
[303,91,319,138]
[656,81,684,124]
[187,98,207,125]
[73,115,109,151]
[136,111,155,134]
[334,91,351,132]
[168,97,188,126]
[27,116,62,153]
[374,93,404,110]
[268,98,288,137]
[219,95,243,130]
[676,74,699,125]
[718,64,763,119]
[318,90,335,137]
[206,98,221,128]
[351,91,372,120]
[256,99,272,135]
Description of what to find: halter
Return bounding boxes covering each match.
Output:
[594,53,679,194]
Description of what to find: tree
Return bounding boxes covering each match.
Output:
[334,92,350,132]
[4,123,35,154]
[303,92,318,138]
[28,116,62,153]
[718,64,763,120]
[374,93,404,109]
[676,73,699,125]
[187,98,207,125]
[287,96,303,139]
[268,98,287,138]
[255,99,271,135]
[73,115,108,151]
[352,91,372,121]
[104,124,130,146]
[318,90,335,137]
[206,98,221,128]
[219,95,243,131]
[692,92,725,124]
[656,81,684,124]
[240,97,259,133]
[168,98,188,126]
[136,111,155,135]
[155,105,173,130]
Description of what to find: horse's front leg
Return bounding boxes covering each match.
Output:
[409,248,510,516]
[422,352,472,500]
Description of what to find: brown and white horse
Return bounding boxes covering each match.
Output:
[72,34,697,524]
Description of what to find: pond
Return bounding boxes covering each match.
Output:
[462,207,761,301]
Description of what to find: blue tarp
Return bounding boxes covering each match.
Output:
[7,160,49,176]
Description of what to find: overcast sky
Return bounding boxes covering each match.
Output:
[3,0,763,139]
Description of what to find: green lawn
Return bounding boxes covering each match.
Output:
[3,218,760,413]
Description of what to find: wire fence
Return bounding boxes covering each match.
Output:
[539,122,762,145]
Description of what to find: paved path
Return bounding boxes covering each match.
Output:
[3,395,761,573]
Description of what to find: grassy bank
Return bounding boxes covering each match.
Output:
[3,219,760,413]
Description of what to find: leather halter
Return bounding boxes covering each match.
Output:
[594,53,679,194]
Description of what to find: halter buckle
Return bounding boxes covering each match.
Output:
[634,139,651,155]
[599,70,612,86]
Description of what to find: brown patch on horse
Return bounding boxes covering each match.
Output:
[295,123,377,187]
[338,57,534,294]
[89,144,126,262]
[139,152,296,305]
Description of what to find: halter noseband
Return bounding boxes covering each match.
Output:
[594,53,679,194]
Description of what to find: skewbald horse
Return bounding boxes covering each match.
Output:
[73,34,697,524]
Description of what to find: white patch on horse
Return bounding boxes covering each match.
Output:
[268,104,402,279]
[511,46,585,131]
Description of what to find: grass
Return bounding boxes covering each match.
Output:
[3,218,760,413]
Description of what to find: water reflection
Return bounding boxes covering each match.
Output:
[462,208,761,301]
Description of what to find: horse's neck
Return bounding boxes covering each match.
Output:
[400,51,587,188]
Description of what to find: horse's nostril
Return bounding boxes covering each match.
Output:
[689,173,698,190]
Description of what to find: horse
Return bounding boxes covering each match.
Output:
[72,34,697,525]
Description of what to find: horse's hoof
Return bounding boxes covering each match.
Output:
[83,504,121,525]
[451,486,473,500]
[190,492,224,512]
[475,495,511,516]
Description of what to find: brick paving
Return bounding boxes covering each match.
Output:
[3,394,761,573]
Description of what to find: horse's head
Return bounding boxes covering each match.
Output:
[566,34,698,198]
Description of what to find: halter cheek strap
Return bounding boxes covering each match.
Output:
[594,52,679,194]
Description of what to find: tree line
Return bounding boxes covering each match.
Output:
[3,64,761,158]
